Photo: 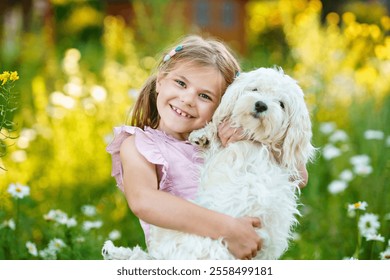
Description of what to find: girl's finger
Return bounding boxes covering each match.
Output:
[218,120,232,146]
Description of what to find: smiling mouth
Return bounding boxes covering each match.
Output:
[170,105,194,118]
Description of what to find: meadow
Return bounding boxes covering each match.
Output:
[0,0,389,260]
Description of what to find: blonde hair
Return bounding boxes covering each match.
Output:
[129,35,241,128]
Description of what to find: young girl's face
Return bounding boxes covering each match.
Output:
[156,62,225,140]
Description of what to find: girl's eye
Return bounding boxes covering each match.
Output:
[199,93,212,101]
[175,80,186,88]
[279,101,285,109]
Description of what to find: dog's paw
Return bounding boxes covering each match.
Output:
[102,240,116,260]
[191,135,209,147]
[102,240,134,260]
[189,129,210,148]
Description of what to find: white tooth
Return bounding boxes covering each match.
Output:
[172,106,191,118]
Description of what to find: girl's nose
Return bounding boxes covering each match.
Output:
[180,89,196,106]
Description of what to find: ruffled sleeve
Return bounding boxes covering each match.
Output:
[106,126,169,192]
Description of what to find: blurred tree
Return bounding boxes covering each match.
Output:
[0,0,33,32]
[104,0,135,25]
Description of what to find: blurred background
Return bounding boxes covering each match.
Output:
[0,0,389,260]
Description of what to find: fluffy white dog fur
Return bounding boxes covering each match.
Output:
[102,67,315,260]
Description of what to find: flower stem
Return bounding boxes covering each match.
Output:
[15,198,20,258]
[353,212,361,259]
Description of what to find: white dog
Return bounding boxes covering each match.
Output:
[102,67,316,260]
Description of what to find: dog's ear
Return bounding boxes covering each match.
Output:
[281,99,316,180]
[212,72,247,124]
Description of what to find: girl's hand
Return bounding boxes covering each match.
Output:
[218,120,310,188]
[298,164,309,188]
[217,119,245,147]
[223,216,262,260]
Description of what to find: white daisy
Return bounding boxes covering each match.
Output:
[339,169,354,182]
[353,164,373,176]
[39,247,57,260]
[328,180,348,194]
[81,205,97,217]
[379,247,390,260]
[358,213,380,237]
[323,144,342,160]
[82,220,103,231]
[7,183,30,199]
[26,241,38,256]
[66,217,77,228]
[364,130,384,140]
[0,219,15,230]
[329,129,349,142]
[44,209,69,225]
[48,238,66,252]
[365,233,385,242]
[108,230,122,241]
[350,154,370,166]
[347,201,368,213]
[319,122,336,134]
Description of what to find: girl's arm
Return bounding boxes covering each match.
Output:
[120,136,261,260]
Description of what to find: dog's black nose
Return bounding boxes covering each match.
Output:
[255,101,268,113]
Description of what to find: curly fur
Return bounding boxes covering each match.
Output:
[102,67,316,260]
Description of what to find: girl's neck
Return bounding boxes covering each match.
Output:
[156,124,189,141]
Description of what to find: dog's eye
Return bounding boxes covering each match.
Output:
[279,101,285,109]
[252,88,258,91]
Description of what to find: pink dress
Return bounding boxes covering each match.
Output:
[106,125,203,242]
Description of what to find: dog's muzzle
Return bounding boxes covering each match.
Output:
[251,101,268,118]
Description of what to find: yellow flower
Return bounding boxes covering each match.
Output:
[0,70,18,85]
[10,71,19,81]
[0,71,10,85]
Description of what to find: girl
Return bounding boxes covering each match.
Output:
[107,35,262,260]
